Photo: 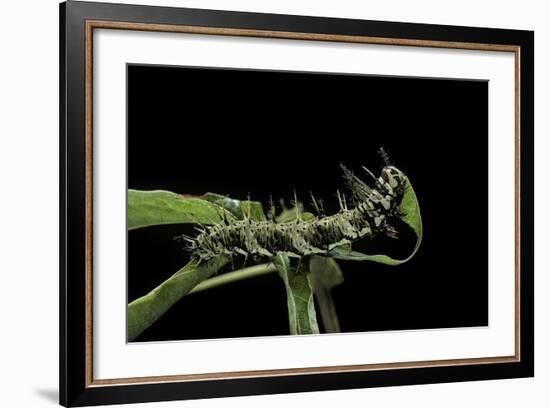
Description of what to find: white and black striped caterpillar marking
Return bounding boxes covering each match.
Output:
[185,161,407,264]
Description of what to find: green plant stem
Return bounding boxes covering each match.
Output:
[312,284,341,333]
[309,256,343,333]
[188,262,278,295]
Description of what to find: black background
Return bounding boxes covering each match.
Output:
[127,64,488,342]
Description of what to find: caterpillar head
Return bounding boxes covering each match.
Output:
[381,166,406,196]
[379,165,407,224]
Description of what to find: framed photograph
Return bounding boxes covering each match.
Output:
[60,1,534,406]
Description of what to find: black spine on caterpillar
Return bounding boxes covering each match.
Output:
[185,163,407,264]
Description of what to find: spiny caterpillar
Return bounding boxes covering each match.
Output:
[185,155,407,264]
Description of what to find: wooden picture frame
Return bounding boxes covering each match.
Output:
[60,1,534,406]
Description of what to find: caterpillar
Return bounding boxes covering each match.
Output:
[185,156,407,264]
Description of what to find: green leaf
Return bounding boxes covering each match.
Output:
[309,256,344,333]
[241,201,267,222]
[127,255,229,341]
[330,176,422,265]
[309,257,344,289]
[128,190,231,230]
[276,206,316,223]
[203,192,266,222]
[273,254,319,335]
